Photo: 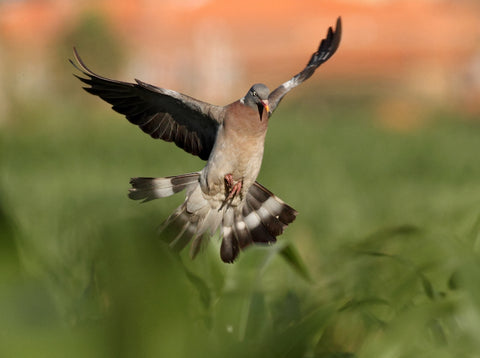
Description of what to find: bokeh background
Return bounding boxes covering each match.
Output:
[1,0,480,357]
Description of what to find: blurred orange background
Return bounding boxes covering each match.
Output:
[1,0,479,123]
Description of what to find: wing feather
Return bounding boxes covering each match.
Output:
[70,48,224,160]
[268,17,342,114]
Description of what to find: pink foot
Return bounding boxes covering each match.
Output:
[226,181,242,201]
[224,173,234,188]
[224,174,243,201]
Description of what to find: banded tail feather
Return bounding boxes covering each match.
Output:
[129,175,297,263]
[128,172,201,202]
[220,182,298,262]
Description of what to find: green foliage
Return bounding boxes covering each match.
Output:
[1,100,480,357]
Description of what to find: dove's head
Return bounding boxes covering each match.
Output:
[244,83,270,120]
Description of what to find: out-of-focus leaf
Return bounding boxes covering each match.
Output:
[184,267,211,309]
[272,291,302,331]
[352,224,421,252]
[468,214,480,252]
[239,291,268,341]
[0,191,20,278]
[279,241,312,282]
[419,272,435,300]
[338,298,390,312]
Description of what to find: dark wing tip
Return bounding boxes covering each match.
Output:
[316,16,342,62]
[70,47,90,75]
[336,16,342,33]
[69,47,88,77]
[70,47,123,84]
[332,16,342,52]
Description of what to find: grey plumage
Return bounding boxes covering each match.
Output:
[71,17,342,263]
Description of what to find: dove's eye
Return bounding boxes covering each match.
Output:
[251,90,257,97]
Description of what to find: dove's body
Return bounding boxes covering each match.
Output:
[202,101,269,203]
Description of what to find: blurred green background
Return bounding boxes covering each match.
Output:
[1,2,480,357]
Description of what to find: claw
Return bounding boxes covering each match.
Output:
[224,173,234,188]
[220,174,243,210]
[225,181,242,201]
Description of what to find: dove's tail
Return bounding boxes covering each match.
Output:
[129,174,297,263]
[219,182,298,262]
[128,172,202,202]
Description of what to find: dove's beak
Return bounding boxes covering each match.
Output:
[261,100,270,114]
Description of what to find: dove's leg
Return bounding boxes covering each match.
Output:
[224,174,242,201]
